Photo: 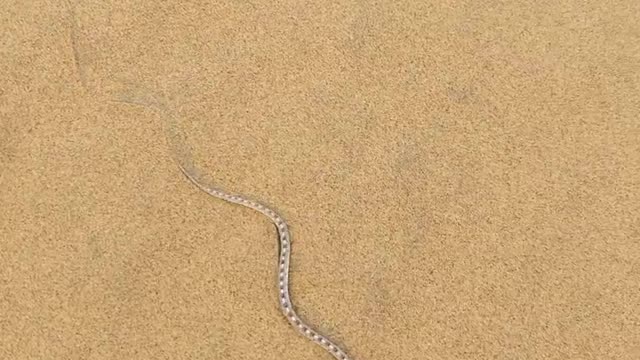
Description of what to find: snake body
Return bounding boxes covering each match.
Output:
[175,163,352,360]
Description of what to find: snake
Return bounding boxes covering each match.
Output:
[170,131,353,360]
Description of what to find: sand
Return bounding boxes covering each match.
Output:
[1,1,639,359]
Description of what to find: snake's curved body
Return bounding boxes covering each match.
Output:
[176,163,351,360]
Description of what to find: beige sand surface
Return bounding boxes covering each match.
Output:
[1,1,639,359]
